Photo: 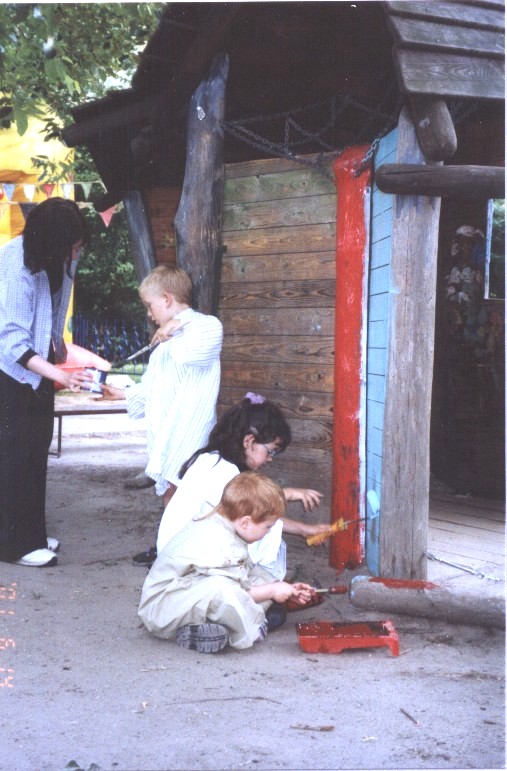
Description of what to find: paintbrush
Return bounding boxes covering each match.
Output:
[113,321,189,368]
[306,516,367,546]
[312,585,348,595]
[113,343,158,369]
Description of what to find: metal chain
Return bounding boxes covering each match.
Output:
[426,551,503,582]
[223,88,402,179]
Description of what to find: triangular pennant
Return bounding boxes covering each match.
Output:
[20,202,37,221]
[0,187,3,201]
[99,205,116,228]
[23,184,36,201]
[42,183,55,198]
[80,181,92,200]
[62,183,74,200]
[2,183,16,201]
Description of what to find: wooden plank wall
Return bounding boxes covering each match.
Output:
[219,156,337,521]
[365,128,397,575]
[143,187,180,267]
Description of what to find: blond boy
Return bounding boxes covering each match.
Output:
[102,265,222,507]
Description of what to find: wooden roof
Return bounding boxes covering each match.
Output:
[62,1,505,199]
[384,0,505,100]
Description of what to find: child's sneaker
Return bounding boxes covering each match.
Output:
[255,620,269,642]
[265,602,287,631]
[176,622,229,653]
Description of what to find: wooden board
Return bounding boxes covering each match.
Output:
[219,279,335,309]
[223,223,336,257]
[220,251,336,283]
[218,155,337,520]
[395,48,505,100]
[385,2,505,31]
[388,15,505,57]
[221,334,334,366]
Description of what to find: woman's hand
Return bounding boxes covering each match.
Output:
[150,319,186,346]
[100,383,126,401]
[57,369,94,393]
[283,487,323,512]
[25,354,94,393]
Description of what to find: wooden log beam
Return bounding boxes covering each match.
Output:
[376,163,505,198]
[350,575,505,629]
[409,97,457,161]
[122,191,157,282]
[174,53,229,315]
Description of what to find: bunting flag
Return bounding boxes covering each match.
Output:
[62,183,74,200]
[41,183,55,199]
[0,187,3,200]
[99,205,116,228]
[23,184,36,201]
[80,181,92,200]
[2,183,16,201]
[20,202,37,221]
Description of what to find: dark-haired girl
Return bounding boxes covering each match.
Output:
[155,395,330,579]
[0,198,92,567]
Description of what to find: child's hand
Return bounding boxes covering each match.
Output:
[150,319,185,345]
[270,581,313,604]
[100,384,126,401]
[283,487,323,512]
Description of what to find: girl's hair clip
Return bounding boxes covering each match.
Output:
[245,391,265,404]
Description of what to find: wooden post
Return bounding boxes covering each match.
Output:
[174,53,229,314]
[330,146,371,572]
[379,108,442,579]
[123,191,157,282]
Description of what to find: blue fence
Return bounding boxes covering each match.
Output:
[73,315,150,374]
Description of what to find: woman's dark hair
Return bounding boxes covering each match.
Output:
[179,397,292,478]
[23,198,87,286]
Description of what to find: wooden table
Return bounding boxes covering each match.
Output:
[51,392,127,457]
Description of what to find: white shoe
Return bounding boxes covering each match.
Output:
[47,537,60,552]
[15,548,57,567]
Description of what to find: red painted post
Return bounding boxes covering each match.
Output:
[330,146,371,571]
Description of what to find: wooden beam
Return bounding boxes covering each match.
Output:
[387,15,505,58]
[376,163,505,198]
[385,2,505,32]
[409,97,457,161]
[379,107,442,579]
[394,48,505,100]
[123,191,157,283]
[174,53,229,315]
[329,146,371,572]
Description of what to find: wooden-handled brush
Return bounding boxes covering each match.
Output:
[306,517,367,546]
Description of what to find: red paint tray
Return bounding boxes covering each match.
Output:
[296,620,399,656]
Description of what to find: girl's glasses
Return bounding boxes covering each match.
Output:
[261,443,279,458]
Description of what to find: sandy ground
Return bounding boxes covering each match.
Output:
[0,412,505,771]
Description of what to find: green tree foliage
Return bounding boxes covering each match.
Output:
[0,3,162,178]
[0,3,162,321]
[75,205,146,323]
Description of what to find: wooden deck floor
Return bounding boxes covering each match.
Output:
[428,492,505,586]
